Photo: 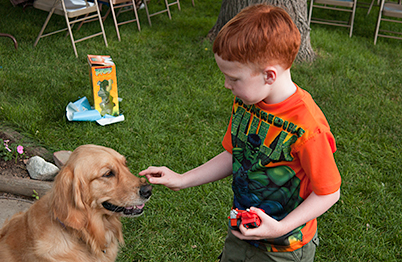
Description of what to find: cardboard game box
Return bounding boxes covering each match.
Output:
[87,55,119,116]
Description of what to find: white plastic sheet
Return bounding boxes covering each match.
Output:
[66,97,124,126]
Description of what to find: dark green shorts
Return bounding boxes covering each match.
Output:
[219,229,319,262]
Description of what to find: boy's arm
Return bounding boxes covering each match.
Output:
[139,150,233,191]
[232,189,340,240]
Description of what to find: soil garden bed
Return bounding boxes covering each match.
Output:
[0,127,53,201]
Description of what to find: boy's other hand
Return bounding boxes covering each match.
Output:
[139,166,183,191]
[231,207,284,240]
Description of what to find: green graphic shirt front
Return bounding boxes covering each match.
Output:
[222,86,341,252]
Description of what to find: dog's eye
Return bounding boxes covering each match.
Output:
[103,171,115,178]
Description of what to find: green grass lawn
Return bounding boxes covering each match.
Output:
[1,0,401,261]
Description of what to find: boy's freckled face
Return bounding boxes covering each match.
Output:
[214,54,269,105]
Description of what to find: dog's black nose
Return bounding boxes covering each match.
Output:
[140,184,152,199]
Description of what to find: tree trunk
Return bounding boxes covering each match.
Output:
[207,0,315,63]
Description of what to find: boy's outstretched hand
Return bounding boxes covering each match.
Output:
[139,151,233,192]
[139,166,184,191]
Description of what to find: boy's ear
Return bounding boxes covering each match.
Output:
[263,67,276,85]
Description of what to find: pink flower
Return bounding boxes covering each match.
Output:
[17,145,24,154]
[5,145,11,152]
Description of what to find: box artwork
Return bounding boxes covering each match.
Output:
[87,55,119,116]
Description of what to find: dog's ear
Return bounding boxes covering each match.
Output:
[51,166,87,230]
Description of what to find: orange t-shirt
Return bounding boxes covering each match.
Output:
[222,85,341,252]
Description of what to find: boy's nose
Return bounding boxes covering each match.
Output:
[224,81,232,90]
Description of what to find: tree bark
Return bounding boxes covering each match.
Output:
[207,0,315,63]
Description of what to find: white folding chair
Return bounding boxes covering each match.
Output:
[367,0,381,15]
[308,0,358,37]
[374,0,402,44]
[33,0,108,57]
[167,0,180,11]
[103,0,141,41]
[142,0,180,26]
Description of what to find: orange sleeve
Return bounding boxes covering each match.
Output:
[297,130,341,195]
[222,112,233,154]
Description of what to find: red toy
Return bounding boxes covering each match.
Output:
[228,208,263,229]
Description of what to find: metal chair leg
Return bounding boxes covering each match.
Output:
[34,6,57,47]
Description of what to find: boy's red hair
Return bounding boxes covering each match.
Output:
[213,4,301,70]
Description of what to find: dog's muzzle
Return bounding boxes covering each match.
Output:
[139,184,152,199]
[102,184,152,216]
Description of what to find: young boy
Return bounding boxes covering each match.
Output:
[140,4,341,261]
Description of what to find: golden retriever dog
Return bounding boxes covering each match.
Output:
[0,144,152,262]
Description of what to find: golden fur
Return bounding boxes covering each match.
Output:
[0,144,152,262]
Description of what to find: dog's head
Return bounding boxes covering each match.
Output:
[51,144,152,229]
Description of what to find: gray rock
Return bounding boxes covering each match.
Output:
[53,150,72,168]
[26,156,60,181]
